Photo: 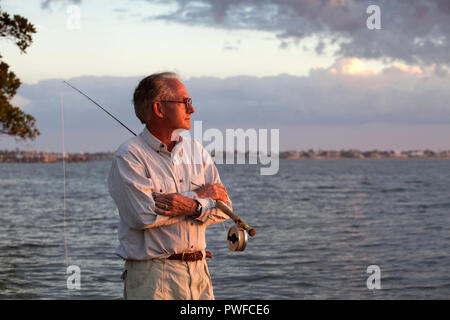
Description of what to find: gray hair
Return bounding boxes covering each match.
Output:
[133,72,179,124]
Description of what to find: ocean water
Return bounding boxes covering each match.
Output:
[0,159,449,299]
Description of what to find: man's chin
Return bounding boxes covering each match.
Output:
[174,124,190,131]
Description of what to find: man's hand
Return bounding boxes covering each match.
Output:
[194,183,229,203]
[153,193,197,217]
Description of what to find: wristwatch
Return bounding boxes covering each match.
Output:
[192,200,202,218]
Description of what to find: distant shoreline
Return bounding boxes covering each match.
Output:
[1,149,450,163]
[0,150,114,163]
[278,149,450,160]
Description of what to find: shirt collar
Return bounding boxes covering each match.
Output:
[141,126,184,154]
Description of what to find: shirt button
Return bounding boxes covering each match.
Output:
[179,178,183,183]
[190,223,194,226]
[159,189,163,192]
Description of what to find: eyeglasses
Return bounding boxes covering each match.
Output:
[160,98,193,108]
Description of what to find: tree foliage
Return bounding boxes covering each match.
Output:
[0,6,39,140]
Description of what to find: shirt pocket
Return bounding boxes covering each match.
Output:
[190,174,205,191]
[152,175,177,194]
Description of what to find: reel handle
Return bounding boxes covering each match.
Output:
[216,200,256,237]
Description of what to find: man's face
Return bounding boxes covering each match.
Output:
[162,80,195,131]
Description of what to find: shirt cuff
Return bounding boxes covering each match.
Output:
[192,197,216,223]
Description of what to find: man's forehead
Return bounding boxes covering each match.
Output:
[168,79,188,97]
[168,79,188,96]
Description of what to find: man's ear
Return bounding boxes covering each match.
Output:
[152,101,164,119]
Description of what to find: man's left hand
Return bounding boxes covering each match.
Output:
[153,192,197,217]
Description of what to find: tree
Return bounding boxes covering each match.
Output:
[0,5,39,140]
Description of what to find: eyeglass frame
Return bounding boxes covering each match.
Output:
[160,97,193,108]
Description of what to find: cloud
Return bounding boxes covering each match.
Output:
[10,95,31,108]
[18,76,142,131]
[330,57,379,75]
[38,0,450,70]
[184,58,450,128]
[144,0,450,69]
[16,60,450,130]
[7,59,448,152]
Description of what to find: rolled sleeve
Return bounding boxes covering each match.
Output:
[108,154,180,230]
[192,197,215,223]
[193,197,232,225]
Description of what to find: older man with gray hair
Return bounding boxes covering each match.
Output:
[108,72,231,300]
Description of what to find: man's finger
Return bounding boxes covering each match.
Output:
[154,195,173,205]
[155,201,169,210]
[155,207,179,216]
[154,207,169,215]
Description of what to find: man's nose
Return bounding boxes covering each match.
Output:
[187,102,195,114]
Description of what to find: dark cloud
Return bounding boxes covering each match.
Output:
[146,0,450,68]
[38,0,450,68]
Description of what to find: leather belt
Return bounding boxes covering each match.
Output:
[167,250,212,262]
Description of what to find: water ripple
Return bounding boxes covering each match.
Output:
[0,160,449,299]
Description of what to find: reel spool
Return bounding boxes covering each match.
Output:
[227,225,248,252]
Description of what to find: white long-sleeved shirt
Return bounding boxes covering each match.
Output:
[108,126,230,260]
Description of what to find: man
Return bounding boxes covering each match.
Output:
[108,72,231,300]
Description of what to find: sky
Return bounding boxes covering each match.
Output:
[1,0,450,152]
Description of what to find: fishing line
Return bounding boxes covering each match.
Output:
[60,82,70,300]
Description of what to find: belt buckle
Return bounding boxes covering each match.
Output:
[182,251,193,262]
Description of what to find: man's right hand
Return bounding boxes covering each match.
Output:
[193,183,229,203]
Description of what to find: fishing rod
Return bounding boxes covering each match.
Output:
[63,80,256,251]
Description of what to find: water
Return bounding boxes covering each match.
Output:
[0,159,449,299]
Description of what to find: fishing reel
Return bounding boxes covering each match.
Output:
[216,200,256,252]
[227,225,249,252]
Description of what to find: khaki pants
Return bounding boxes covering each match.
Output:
[121,254,215,300]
